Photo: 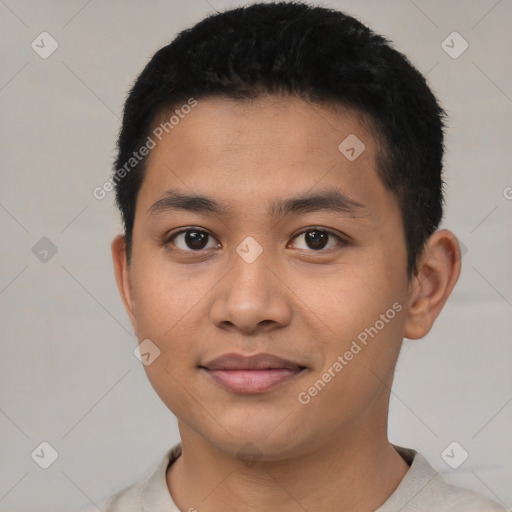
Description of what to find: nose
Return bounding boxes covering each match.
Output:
[209,247,293,335]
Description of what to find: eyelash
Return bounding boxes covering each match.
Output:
[164,226,348,253]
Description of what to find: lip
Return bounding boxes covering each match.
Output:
[199,352,307,394]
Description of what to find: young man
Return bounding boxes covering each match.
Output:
[93,2,505,511]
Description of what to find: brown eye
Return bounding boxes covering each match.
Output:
[169,229,219,251]
[184,231,209,249]
[304,230,329,250]
[289,228,343,251]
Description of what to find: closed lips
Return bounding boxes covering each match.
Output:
[199,353,308,394]
[200,352,307,371]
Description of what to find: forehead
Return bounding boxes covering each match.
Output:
[150,95,376,166]
[137,95,392,220]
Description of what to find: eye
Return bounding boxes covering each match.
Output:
[167,228,220,251]
[288,228,344,251]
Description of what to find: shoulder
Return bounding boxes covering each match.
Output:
[439,481,507,512]
[76,471,149,512]
[378,446,507,512]
[77,443,182,512]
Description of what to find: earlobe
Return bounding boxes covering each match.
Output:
[111,234,138,333]
[403,229,461,340]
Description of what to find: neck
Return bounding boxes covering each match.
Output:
[166,421,409,512]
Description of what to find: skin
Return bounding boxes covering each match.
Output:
[112,96,461,511]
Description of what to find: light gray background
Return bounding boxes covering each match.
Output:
[1,1,511,511]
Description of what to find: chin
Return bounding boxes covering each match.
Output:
[200,415,316,461]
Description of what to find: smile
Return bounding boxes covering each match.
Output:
[201,367,307,393]
[199,352,308,393]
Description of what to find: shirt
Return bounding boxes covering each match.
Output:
[84,443,506,511]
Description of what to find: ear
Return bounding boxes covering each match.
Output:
[403,229,461,340]
[111,234,138,334]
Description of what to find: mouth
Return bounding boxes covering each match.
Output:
[199,352,308,394]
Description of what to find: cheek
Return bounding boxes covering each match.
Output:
[130,254,210,338]
[296,263,407,398]
[295,303,406,430]
[128,261,205,398]
[299,262,405,339]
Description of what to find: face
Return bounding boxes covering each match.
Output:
[115,96,414,459]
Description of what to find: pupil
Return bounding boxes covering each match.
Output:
[306,230,327,250]
[185,231,208,250]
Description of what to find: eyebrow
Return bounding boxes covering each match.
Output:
[148,188,366,218]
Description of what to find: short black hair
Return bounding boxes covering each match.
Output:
[114,1,446,275]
